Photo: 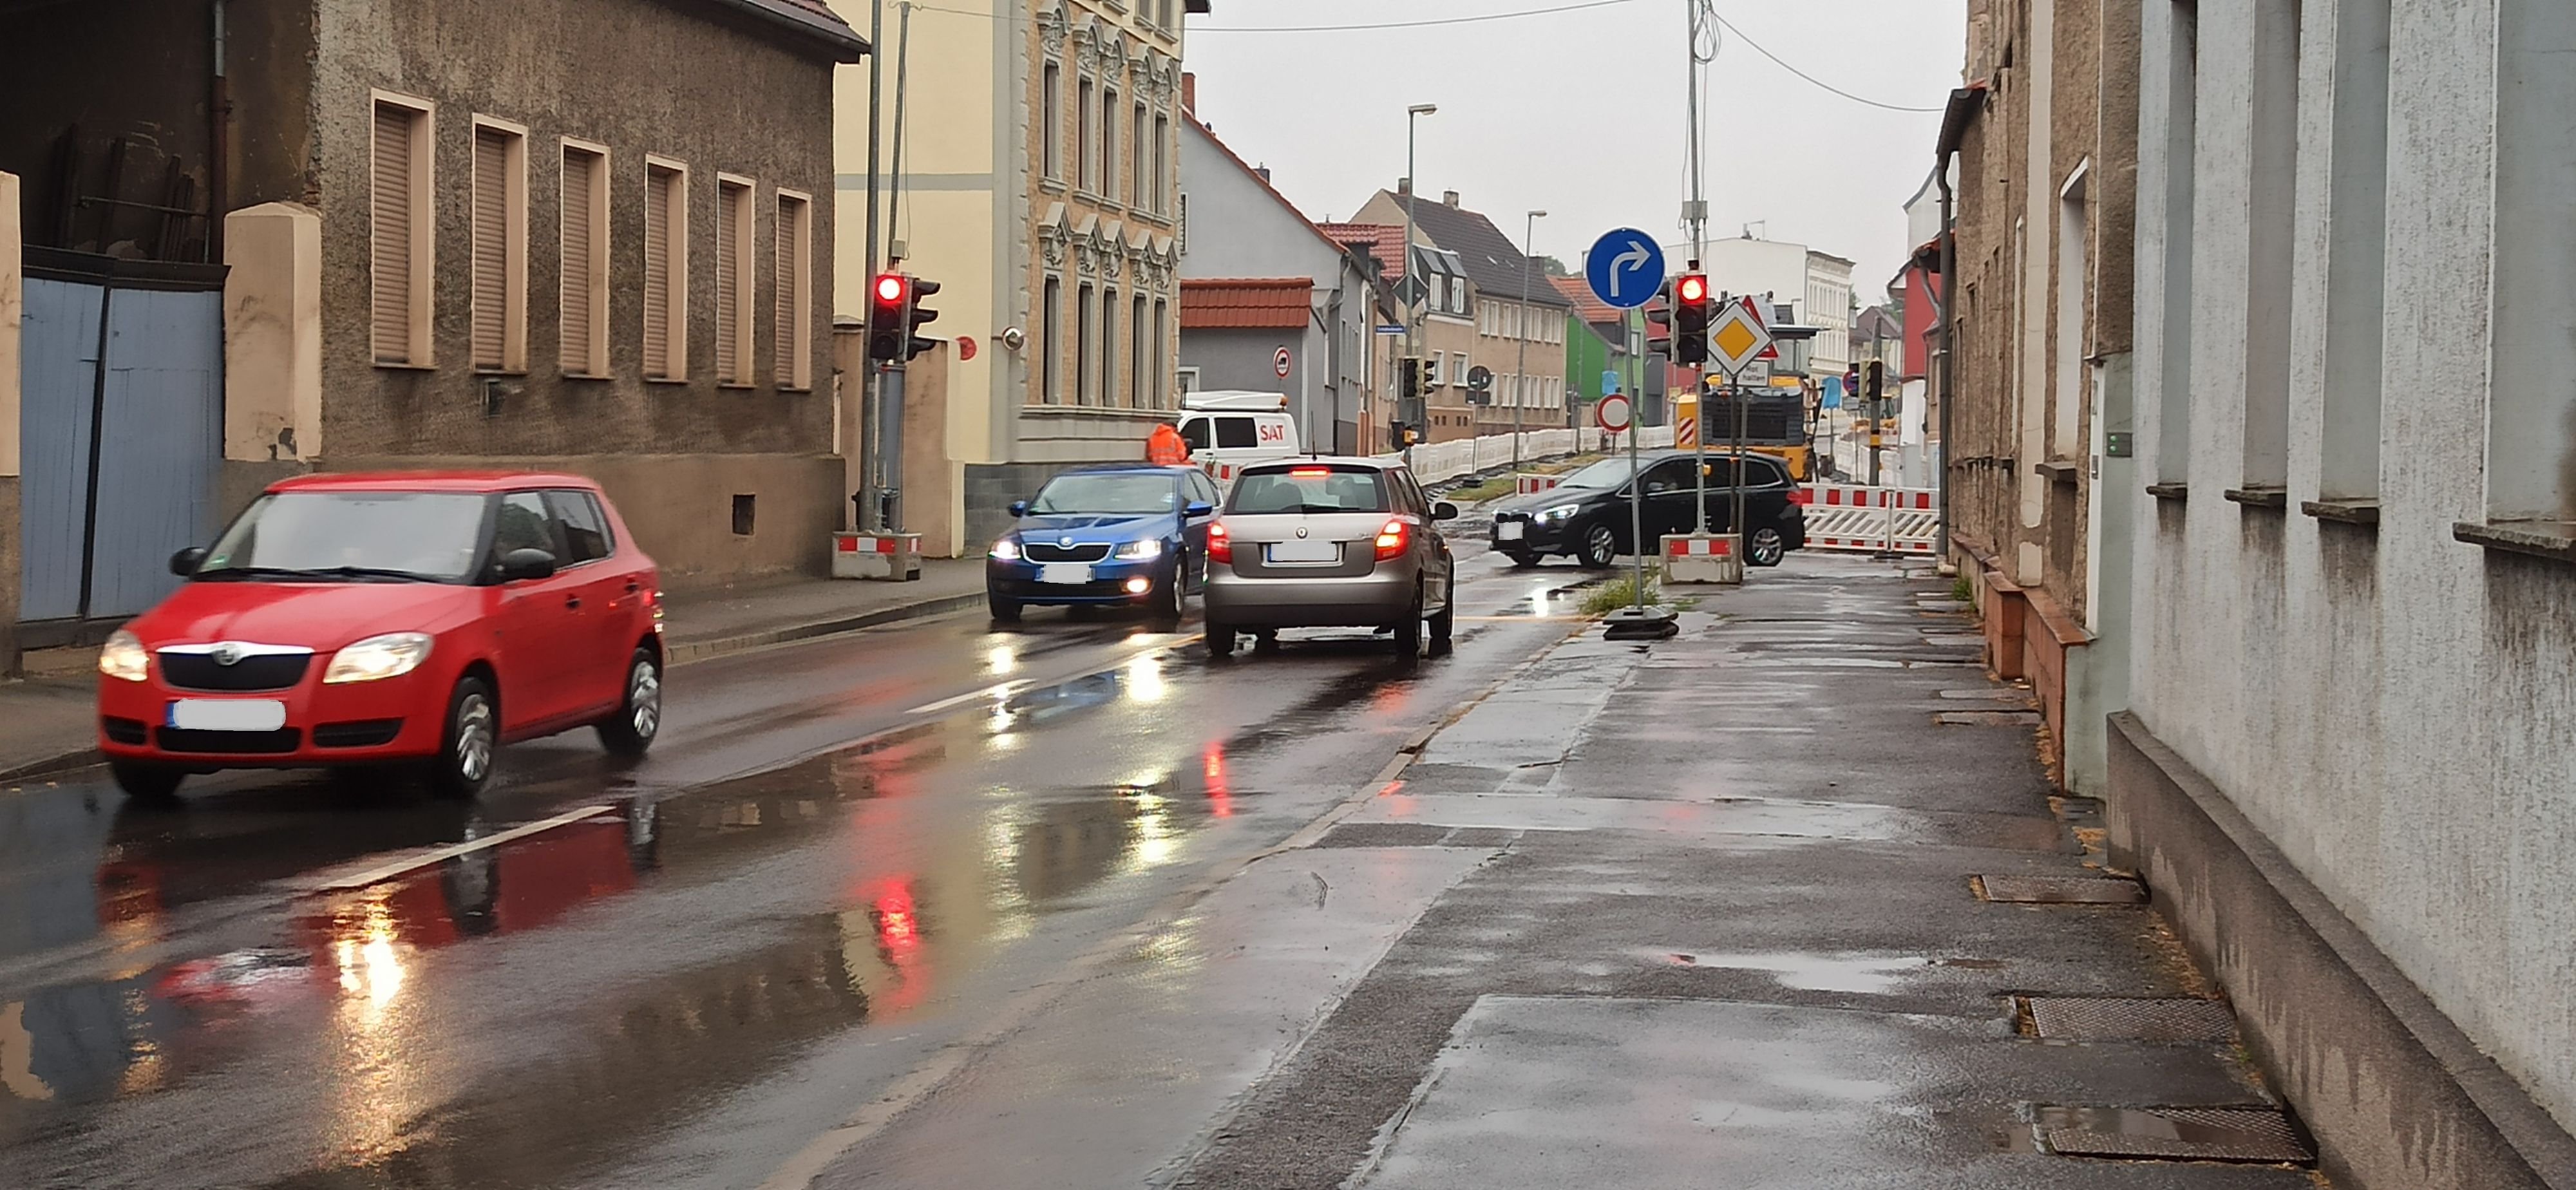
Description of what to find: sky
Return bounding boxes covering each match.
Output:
[1180,0,1967,302]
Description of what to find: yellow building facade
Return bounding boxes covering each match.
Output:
[829,0,1194,551]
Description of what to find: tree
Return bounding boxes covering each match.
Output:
[1531,254,1572,278]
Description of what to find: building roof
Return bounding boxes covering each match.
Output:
[1550,274,1622,327]
[1179,278,1312,330]
[1368,190,1573,309]
[1316,222,1407,278]
[706,0,869,61]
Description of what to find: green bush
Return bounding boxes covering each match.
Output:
[1582,574,1662,616]
[1951,576,1973,602]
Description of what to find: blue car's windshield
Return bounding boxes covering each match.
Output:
[1028,473,1178,515]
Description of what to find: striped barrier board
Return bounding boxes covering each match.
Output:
[1790,484,1939,555]
[1517,473,1563,495]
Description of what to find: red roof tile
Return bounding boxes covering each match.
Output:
[1180,278,1312,330]
[1316,222,1408,279]
[1551,274,1623,326]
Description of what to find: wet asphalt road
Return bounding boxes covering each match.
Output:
[0,523,1596,1190]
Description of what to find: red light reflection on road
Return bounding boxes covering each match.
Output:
[1202,742,1235,818]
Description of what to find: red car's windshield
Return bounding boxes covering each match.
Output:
[196,491,489,582]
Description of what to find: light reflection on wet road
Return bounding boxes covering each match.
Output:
[0,536,1598,1190]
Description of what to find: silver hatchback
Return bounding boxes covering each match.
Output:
[1202,458,1459,659]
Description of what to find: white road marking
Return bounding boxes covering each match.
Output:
[310,804,616,891]
[902,680,1026,716]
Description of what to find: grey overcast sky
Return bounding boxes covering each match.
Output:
[1180,0,1966,301]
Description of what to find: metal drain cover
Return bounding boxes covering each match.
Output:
[2023,997,2237,1042]
[2034,1105,2313,1164]
[1977,874,2147,904]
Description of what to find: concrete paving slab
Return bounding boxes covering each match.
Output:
[1356,996,2315,1190]
[1349,791,2071,852]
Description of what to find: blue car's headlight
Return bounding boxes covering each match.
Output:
[1113,538,1163,560]
[990,538,1023,561]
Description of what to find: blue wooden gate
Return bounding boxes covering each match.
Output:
[18,250,225,645]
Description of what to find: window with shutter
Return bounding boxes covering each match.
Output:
[643,158,687,380]
[1130,294,1146,408]
[715,176,753,385]
[561,142,609,376]
[470,121,526,372]
[776,190,812,390]
[371,97,431,365]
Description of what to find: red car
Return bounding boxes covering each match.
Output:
[96,472,663,801]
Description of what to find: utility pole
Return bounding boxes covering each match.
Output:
[1513,209,1545,475]
[858,0,886,531]
[875,1,915,534]
[1403,105,1436,461]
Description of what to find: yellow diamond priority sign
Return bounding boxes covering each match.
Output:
[1707,296,1774,374]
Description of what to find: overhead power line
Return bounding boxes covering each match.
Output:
[1701,7,1946,113]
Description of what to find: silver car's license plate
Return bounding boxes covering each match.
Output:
[1265,539,1338,563]
[1037,563,1092,585]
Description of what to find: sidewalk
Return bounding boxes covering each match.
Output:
[0,557,987,781]
[1180,554,2319,1187]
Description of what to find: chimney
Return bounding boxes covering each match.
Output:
[1441,189,1460,209]
[1182,71,1197,114]
[1396,176,1412,197]
[1255,165,1271,182]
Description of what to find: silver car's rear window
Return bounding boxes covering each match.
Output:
[1227,466,1390,515]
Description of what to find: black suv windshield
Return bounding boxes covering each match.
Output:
[194,492,488,582]
[1227,466,1390,515]
[1553,457,1643,490]
[1028,474,1179,515]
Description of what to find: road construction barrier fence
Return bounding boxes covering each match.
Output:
[1790,485,1938,554]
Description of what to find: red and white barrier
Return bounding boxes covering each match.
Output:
[1791,484,1939,555]
[1516,473,1564,495]
[833,532,923,580]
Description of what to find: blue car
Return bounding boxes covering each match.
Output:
[986,465,1220,623]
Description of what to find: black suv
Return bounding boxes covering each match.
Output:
[1486,451,1807,568]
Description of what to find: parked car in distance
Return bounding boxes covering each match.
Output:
[96,472,663,802]
[1201,458,1458,661]
[985,465,1219,623]
[1486,450,1808,568]
[1175,390,1302,482]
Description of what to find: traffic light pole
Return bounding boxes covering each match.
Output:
[876,359,905,534]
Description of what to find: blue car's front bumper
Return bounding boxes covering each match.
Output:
[987,555,1172,605]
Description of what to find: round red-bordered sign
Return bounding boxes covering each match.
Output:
[1273,346,1293,379]
[1595,393,1634,433]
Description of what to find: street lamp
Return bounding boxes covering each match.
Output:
[1513,208,1546,473]
[1402,104,1436,457]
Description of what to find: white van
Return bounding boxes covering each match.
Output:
[1176,392,1301,482]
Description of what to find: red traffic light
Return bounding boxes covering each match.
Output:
[1674,274,1709,305]
[873,274,908,305]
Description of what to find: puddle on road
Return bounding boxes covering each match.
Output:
[1662,950,1934,994]
[0,632,1453,1184]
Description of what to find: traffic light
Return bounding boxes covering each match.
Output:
[867,273,909,361]
[904,278,942,359]
[1645,302,1673,358]
[866,274,943,361]
[1397,356,1425,403]
[1672,273,1710,366]
[1862,359,1885,403]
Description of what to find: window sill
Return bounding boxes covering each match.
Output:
[644,376,690,386]
[375,361,437,372]
[2145,482,2188,502]
[2453,519,2576,567]
[2301,498,2380,527]
[1041,178,1068,195]
[2224,486,2287,510]
[564,372,614,382]
[780,384,815,395]
[2035,460,2080,485]
[719,382,757,391]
